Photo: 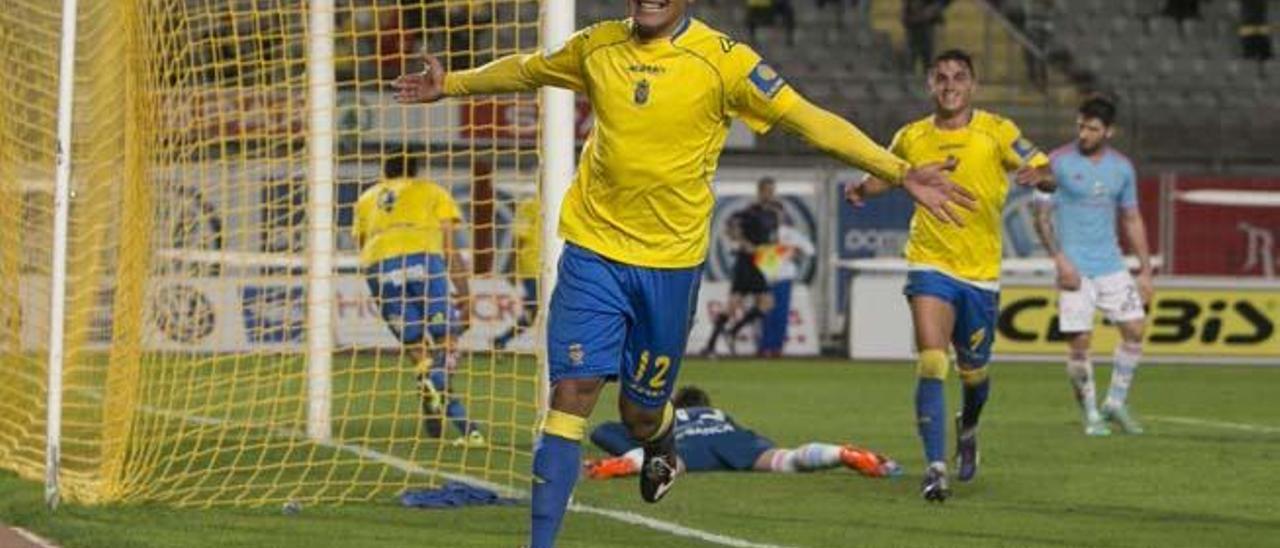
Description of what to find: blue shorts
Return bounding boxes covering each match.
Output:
[903,270,999,367]
[365,253,459,344]
[547,243,703,409]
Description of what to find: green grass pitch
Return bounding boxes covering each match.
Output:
[2,357,1277,547]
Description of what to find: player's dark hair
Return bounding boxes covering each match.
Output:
[383,154,421,179]
[757,176,776,189]
[931,49,976,78]
[1078,95,1118,127]
[673,386,711,409]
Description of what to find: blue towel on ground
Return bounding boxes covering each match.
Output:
[400,481,521,509]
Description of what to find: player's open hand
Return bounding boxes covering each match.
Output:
[1136,269,1154,304]
[902,157,976,225]
[392,55,446,104]
[844,179,871,208]
[1054,254,1082,291]
[1015,165,1054,190]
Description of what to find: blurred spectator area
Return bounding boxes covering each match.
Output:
[175,0,1279,169]
[176,1,540,86]
[580,0,1280,168]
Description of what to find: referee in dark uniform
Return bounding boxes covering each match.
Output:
[703,177,785,356]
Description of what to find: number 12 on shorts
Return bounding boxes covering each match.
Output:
[633,351,672,390]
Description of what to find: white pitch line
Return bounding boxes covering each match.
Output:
[570,504,791,548]
[77,388,792,548]
[11,527,61,548]
[1147,415,1280,434]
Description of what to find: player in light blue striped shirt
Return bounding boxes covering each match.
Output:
[1033,96,1154,436]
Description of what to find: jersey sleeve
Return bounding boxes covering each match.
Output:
[444,27,588,95]
[433,185,463,222]
[996,118,1049,171]
[725,45,801,134]
[1118,160,1138,209]
[887,127,909,159]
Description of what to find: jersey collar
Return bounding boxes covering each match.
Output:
[670,16,692,41]
[625,16,694,45]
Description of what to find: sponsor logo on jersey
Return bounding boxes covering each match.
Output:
[627,63,665,75]
[377,188,397,212]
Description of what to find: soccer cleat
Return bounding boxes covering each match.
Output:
[1102,404,1144,435]
[639,426,679,503]
[417,373,445,438]
[1084,415,1112,437]
[451,430,487,448]
[584,457,639,480]
[839,446,902,478]
[954,414,979,483]
[920,462,951,503]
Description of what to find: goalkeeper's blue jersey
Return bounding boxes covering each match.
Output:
[673,407,775,472]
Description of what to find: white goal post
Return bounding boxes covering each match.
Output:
[537,0,575,422]
[45,0,81,510]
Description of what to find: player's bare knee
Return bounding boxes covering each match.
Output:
[1119,321,1145,347]
[1068,340,1090,362]
[917,349,950,380]
[1118,340,1143,354]
[550,378,604,417]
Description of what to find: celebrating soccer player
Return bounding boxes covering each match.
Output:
[1033,96,1152,437]
[352,155,485,447]
[394,2,971,545]
[584,386,901,480]
[848,49,1055,502]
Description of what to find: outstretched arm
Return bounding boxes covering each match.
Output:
[775,98,974,224]
[775,98,909,184]
[394,34,586,103]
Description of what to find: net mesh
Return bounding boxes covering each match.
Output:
[0,0,544,506]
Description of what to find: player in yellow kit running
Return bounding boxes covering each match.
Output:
[394,2,972,545]
[352,155,483,446]
[849,49,1055,503]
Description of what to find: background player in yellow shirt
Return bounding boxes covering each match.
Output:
[849,49,1055,503]
[394,2,973,545]
[352,154,483,447]
[493,196,541,350]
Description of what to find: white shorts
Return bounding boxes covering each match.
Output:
[1057,270,1145,333]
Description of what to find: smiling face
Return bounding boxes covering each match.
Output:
[928,59,976,118]
[627,0,690,40]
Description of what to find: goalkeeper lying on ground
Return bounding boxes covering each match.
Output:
[585,386,900,478]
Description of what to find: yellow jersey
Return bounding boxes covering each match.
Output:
[352,178,462,266]
[512,197,541,278]
[889,110,1049,284]
[448,18,800,268]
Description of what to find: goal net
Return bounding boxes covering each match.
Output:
[0,0,546,506]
